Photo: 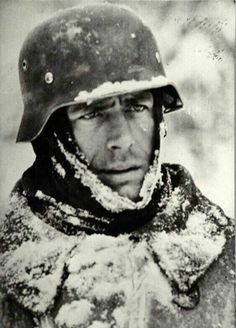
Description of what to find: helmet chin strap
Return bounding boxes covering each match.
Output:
[54,119,167,213]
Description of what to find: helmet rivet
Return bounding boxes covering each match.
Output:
[22,59,28,71]
[45,72,54,84]
[156,52,161,64]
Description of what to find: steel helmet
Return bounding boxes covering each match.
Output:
[17,3,183,142]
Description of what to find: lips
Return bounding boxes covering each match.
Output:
[95,165,145,191]
[98,166,141,175]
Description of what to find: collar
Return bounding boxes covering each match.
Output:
[0,176,232,314]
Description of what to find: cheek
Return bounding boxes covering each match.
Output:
[71,122,104,163]
[132,116,155,152]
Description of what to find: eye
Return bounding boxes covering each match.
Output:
[126,104,147,112]
[80,111,100,120]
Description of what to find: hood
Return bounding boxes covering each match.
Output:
[24,108,167,215]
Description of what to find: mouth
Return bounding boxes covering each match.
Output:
[98,167,141,175]
[95,166,145,191]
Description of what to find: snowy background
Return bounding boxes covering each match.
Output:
[0,0,234,219]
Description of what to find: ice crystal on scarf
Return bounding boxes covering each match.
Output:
[53,122,166,213]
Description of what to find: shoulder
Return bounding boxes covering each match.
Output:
[161,163,232,220]
[161,163,201,203]
[162,163,196,187]
[158,163,200,213]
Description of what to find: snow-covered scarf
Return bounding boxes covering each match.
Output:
[17,109,169,235]
[0,164,233,323]
[29,108,165,213]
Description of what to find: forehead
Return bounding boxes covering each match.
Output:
[67,90,154,118]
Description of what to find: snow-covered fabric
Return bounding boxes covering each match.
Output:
[0,190,78,314]
[0,111,234,327]
[18,109,167,235]
[21,102,165,213]
[0,164,233,328]
[55,136,162,213]
[29,108,165,214]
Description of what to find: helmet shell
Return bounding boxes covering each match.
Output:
[17,4,183,142]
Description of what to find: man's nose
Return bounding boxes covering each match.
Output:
[106,99,134,151]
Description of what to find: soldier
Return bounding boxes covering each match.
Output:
[0,4,234,328]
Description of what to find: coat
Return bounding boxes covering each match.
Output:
[0,163,234,328]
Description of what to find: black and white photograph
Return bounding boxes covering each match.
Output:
[0,1,234,327]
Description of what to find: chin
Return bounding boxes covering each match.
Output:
[115,185,141,201]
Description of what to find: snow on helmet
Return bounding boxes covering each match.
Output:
[17,3,183,142]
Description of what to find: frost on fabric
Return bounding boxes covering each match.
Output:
[1,163,232,326]
[55,300,94,327]
[36,190,76,216]
[56,134,163,213]
[88,321,110,328]
[1,238,76,313]
[57,234,174,328]
[160,187,184,216]
[38,315,55,328]
[151,209,227,291]
[51,156,66,178]
[0,191,78,314]
[74,76,168,104]
[139,149,162,198]
[35,189,112,233]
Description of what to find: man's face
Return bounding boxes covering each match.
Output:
[67,90,155,201]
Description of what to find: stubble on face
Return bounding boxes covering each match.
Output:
[68,90,157,201]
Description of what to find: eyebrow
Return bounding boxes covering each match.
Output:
[68,91,152,116]
[89,97,115,109]
[122,91,152,101]
[67,99,114,120]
